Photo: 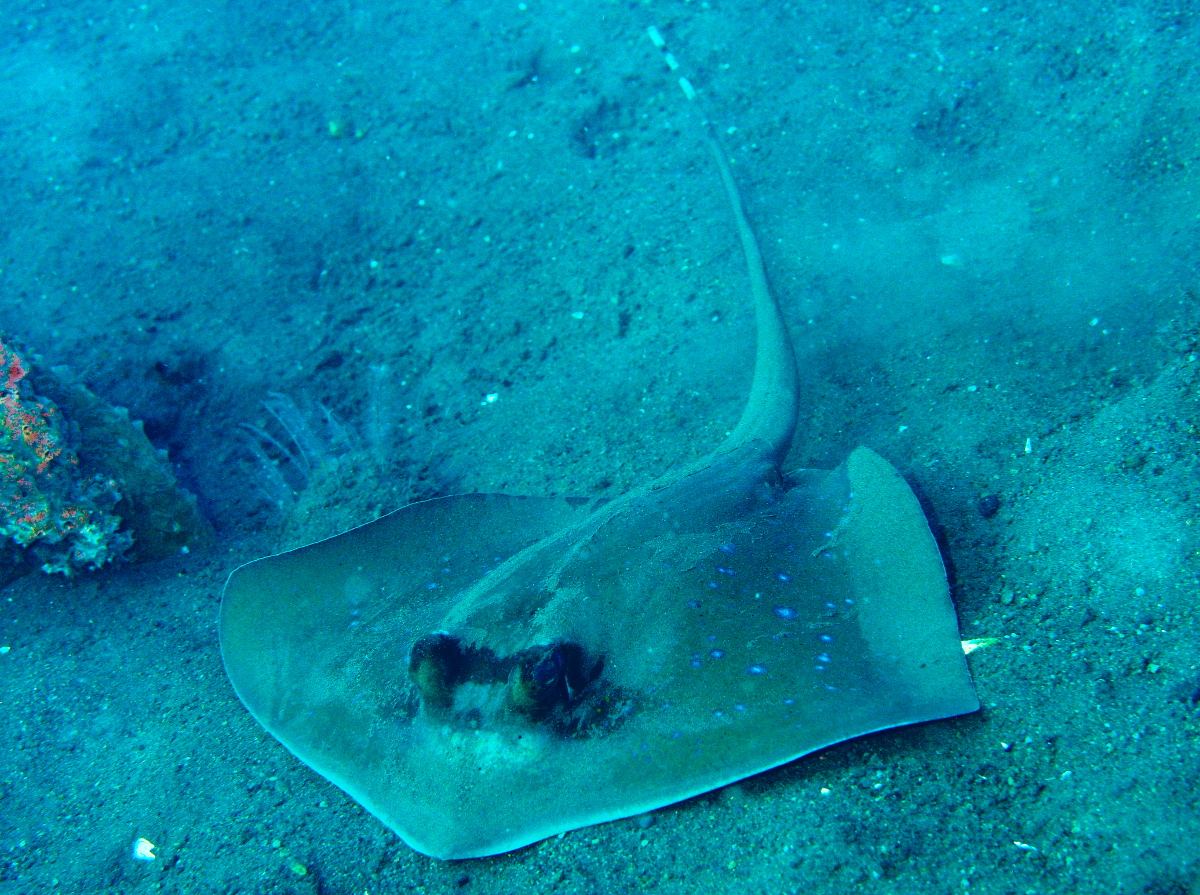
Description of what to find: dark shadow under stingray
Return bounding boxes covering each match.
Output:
[219,54,979,860]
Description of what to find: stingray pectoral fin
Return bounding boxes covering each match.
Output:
[841,446,980,719]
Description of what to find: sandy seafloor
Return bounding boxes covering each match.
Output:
[1,0,1199,892]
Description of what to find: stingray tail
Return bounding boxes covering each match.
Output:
[704,131,800,465]
[647,27,800,467]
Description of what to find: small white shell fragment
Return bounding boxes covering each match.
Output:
[961,638,999,655]
[132,838,157,861]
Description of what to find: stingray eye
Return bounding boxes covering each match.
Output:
[531,646,565,687]
[407,632,501,715]
[408,632,465,711]
[506,644,567,720]
[506,641,589,722]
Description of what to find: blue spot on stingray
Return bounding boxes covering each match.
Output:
[690,655,703,668]
[777,572,791,583]
[710,649,725,659]
[716,566,735,576]
[748,664,767,675]
[819,633,834,643]
[817,653,831,663]
[774,606,798,620]
[719,542,736,553]
[734,703,746,712]
[687,600,701,609]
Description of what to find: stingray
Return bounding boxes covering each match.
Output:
[220,108,978,862]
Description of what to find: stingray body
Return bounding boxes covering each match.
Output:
[220,123,979,858]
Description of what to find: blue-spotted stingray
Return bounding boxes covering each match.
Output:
[220,63,979,860]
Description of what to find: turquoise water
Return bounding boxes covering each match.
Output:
[0,1,1197,892]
